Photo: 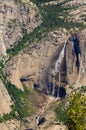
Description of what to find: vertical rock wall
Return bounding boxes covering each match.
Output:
[66,30,86,87]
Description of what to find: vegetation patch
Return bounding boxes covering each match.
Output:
[0,69,36,122]
[55,86,86,128]
[55,96,69,125]
[6,1,86,57]
[68,93,86,130]
[8,19,17,28]
[15,0,25,5]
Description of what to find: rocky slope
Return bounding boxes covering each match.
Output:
[0,120,20,130]
[0,0,41,58]
[0,80,12,116]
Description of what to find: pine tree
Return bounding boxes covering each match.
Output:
[68,93,86,130]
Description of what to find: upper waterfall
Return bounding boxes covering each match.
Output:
[55,40,67,72]
[48,40,67,97]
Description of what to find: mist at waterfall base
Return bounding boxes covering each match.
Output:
[47,82,66,98]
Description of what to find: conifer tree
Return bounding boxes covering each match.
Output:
[68,93,86,130]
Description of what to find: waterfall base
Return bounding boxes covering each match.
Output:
[54,86,66,99]
[56,97,61,101]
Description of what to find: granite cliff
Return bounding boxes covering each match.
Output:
[0,0,41,58]
[0,0,86,130]
[3,29,86,96]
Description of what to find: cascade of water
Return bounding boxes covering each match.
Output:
[51,40,67,97]
[47,75,52,94]
[52,77,55,95]
[57,71,60,99]
[54,40,67,77]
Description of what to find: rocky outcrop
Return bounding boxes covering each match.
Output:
[0,0,41,58]
[0,79,12,116]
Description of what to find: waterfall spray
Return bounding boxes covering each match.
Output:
[57,71,60,99]
[52,78,55,95]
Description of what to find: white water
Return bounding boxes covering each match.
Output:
[55,40,67,72]
[52,78,55,95]
[57,71,60,99]
[51,40,67,97]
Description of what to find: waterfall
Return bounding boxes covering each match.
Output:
[52,78,55,96]
[55,40,67,72]
[57,72,60,99]
[51,40,67,97]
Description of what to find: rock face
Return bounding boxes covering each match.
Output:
[0,79,12,116]
[46,29,86,96]
[3,30,67,90]
[66,30,86,87]
[3,29,86,95]
[0,0,41,58]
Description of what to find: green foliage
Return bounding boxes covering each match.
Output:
[31,0,54,4]
[8,19,17,28]
[0,69,36,121]
[80,14,86,18]
[6,23,48,56]
[15,0,23,4]
[0,117,4,123]
[5,82,35,119]
[6,2,86,57]
[3,114,12,121]
[68,93,86,130]
[55,97,69,125]
[0,52,36,122]
[39,3,85,30]
[31,0,72,4]
[55,86,86,127]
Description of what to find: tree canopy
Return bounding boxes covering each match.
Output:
[68,93,86,130]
